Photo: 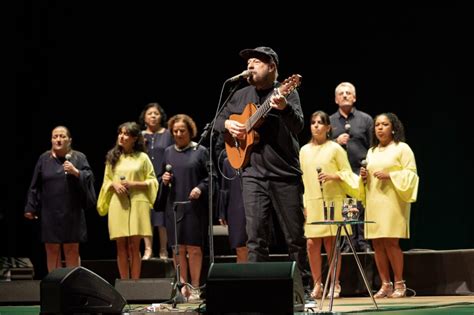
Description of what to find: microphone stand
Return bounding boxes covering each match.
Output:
[169,201,191,307]
[195,79,244,265]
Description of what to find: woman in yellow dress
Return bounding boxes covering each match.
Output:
[97,122,158,279]
[300,111,359,299]
[360,113,419,298]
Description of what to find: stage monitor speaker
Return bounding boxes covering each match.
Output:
[114,278,175,303]
[40,266,126,314]
[206,261,304,314]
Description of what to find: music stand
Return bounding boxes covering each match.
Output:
[168,200,192,308]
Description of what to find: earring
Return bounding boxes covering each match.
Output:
[392,130,395,135]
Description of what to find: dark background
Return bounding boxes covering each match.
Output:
[8,4,468,279]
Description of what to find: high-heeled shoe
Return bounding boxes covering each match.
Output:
[142,247,153,260]
[327,282,341,299]
[159,249,168,260]
[390,280,407,298]
[374,281,393,298]
[310,282,323,299]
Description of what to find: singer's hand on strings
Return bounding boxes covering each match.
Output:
[270,93,287,110]
[225,120,246,139]
[189,187,201,200]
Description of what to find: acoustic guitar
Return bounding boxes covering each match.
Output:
[224,74,302,169]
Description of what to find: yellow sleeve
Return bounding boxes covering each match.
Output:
[141,154,159,207]
[390,143,419,203]
[97,163,113,216]
[334,146,360,199]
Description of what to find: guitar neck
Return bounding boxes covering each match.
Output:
[246,91,275,132]
[244,74,302,132]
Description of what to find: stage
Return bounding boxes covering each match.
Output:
[0,249,473,314]
[0,296,473,314]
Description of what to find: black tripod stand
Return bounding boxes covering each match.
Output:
[169,200,192,308]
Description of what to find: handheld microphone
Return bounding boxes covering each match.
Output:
[120,175,131,205]
[64,153,72,174]
[228,70,252,82]
[316,167,323,190]
[344,122,351,134]
[317,166,328,220]
[165,164,173,188]
[119,175,127,192]
[360,159,368,184]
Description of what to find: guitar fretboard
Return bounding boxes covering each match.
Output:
[245,90,276,132]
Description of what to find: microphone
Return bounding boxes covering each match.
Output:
[316,167,323,189]
[120,175,131,208]
[360,159,368,184]
[344,122,351,137]
[165,164,173,188]
[317,166,328,220]
[120,175,127,192]
[344,122,351,133]
[228,70,252,82]
[64,153,72,174]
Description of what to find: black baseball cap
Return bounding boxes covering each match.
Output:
[239,46,279,66]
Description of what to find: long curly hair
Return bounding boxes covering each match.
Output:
[106,122,146,170]
[370,112,406,149]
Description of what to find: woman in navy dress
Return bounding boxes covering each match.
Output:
[157,114,211,301]
[24,126,96,272]
[139,102,174,260]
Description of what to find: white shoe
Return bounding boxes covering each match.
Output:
[142,248,153,260]
[188,288,201,302]
[159,249,168,260]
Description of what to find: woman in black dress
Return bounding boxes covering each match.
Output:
[158,114,211,301]
[24,126,96,272]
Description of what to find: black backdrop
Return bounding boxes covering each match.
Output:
[8,3,469,278]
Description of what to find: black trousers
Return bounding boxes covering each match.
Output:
[242,176,308,279]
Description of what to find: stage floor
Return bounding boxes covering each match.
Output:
[122,295,474,314]
[0,296,473,314]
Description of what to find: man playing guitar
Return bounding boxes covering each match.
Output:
[215,46,308,285]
